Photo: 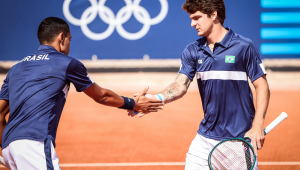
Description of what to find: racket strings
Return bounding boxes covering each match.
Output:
[210,140,255,170]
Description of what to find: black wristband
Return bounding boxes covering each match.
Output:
[118,96,135,110]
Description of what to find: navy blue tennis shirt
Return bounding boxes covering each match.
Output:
[179,28,266,140]
[0,45,94,148]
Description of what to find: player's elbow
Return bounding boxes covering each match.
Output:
[181,90,187,97]
[93,91,108,104]
[178,88,187,99]
[181,86,188,95]
[98,96,108,105]
[96,89,112,105]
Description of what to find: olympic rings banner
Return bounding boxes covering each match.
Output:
[63,0,169,40]
[0,0,299,60]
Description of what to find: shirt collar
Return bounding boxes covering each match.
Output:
[198,38,207,50]
[37,45,58,52]
[199,27,233,50]
[219,27,233,48]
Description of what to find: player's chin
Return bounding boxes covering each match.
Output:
[197,32,204,36]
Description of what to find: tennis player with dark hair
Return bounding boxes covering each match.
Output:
[0,17,163,170]
[130,0,270,169]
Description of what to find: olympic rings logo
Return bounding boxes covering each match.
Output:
[63,0,168,40]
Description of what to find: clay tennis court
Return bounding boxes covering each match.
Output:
[0,71,300,170]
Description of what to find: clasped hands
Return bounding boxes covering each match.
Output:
[128,86,164,117]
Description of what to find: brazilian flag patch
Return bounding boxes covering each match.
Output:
[225,55,235,63]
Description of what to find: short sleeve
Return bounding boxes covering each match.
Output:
[244,42,266,82]
[66,58,94,92]
[178,47,196,81]
[0,69,12,100]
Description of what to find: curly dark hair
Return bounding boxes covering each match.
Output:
[37,17,70,45]
[182,0,226,25]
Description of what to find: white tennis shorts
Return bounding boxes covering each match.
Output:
[2,138,60,170]
[185,133,259,170]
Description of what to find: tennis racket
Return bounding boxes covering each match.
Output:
[208,112,288,170]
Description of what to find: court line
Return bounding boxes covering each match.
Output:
[259,162,300,165]
[1,162,300,168]
[59,162,185,167]
[55,162,300,167]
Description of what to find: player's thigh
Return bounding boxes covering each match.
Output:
[185,134,216,170]
[2,146,17,170]
[8,139,60,170]
[10,139,48,170]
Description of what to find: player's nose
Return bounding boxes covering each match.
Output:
[191,20,197,27]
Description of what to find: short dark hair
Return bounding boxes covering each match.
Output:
[37,17,70,45]
[182,0,226,25]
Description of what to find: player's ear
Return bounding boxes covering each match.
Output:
[211,11,218,21]
[58,32,65,45]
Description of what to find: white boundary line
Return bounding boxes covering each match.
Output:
[259,162,300,165]
[59,162,185,167]
[59,162,300,167]
[1,162,300,168]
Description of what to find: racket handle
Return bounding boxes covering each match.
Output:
[264,112,288,135]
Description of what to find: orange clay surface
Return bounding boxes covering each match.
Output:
[46,89,299,170]
[0,83,299,170]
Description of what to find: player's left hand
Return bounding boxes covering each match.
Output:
[244,127,265,156]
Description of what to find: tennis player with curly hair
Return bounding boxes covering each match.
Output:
[130,0,270,169]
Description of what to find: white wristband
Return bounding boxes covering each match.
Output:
[155,94,164,103]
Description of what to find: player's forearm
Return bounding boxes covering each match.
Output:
[84,83,124,107]
[159,82,187,103]
[85,84,163,113]
[95,88,124,107]
[158,73,191,104]
[252,77,270,130]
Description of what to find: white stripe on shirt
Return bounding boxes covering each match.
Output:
[259,63,267,74]
[196,71,247,81]
[87,74,94,83]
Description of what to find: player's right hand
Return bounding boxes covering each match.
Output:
[131,86,164,116]
[128,92,161,117]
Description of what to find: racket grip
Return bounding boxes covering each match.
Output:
[264,112,288,135]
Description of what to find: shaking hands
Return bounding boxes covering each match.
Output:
[128,86,164,117]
